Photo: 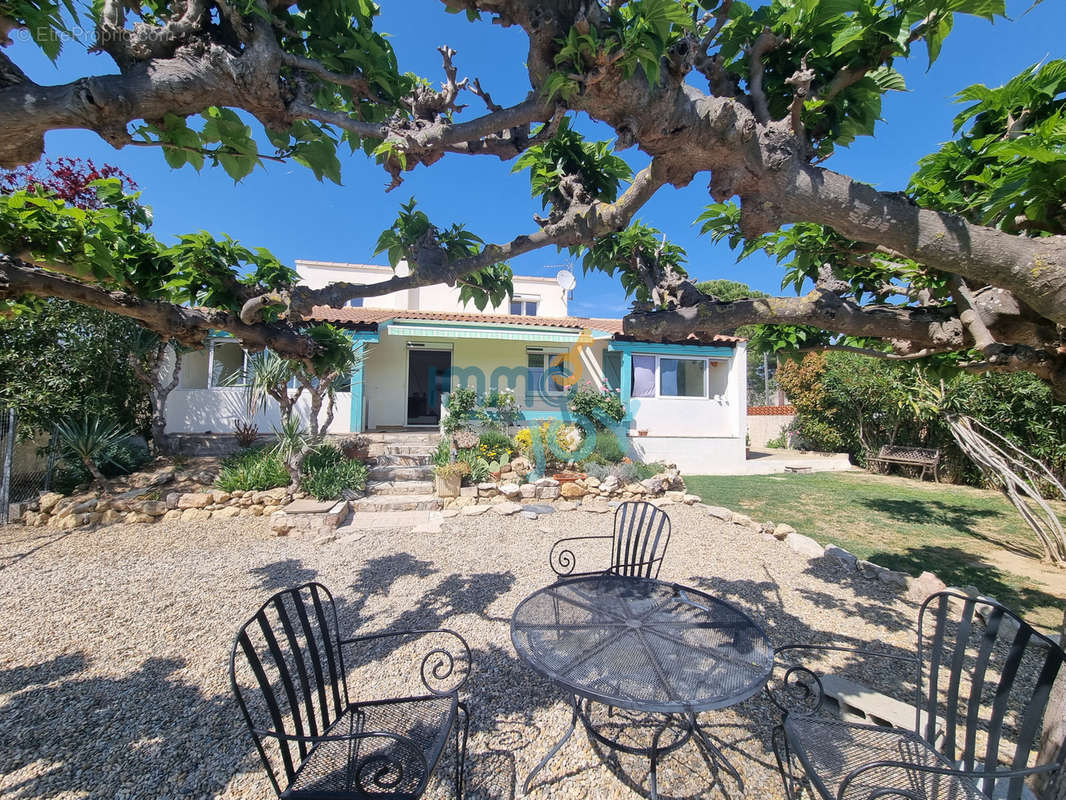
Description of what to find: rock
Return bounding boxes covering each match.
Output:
[38,492,64,514]
[125,512,154,524]
[560,482,586,499]
[498,482,521,498]
[71,499,97,514]
[625,483,647,496]
[640,478,663,494]
[148,469,175,487]
[786,533,825,559]
[178,493,212,509]
[536,486,561,500]
[411,521,443,534]
[181,508,211,522]
[165,492,181,510]
[651,498,674,507]
[583,501,611,514]
[665,490,686,502]
[461,505,489,516]
[701,505,733,522]
[210,490,231,504]
[519,484,537,499]
[824,544,858,570]
[760,521,776,534]
[270,516,294,535]
[682,494,700,505]
[554,500,578,512]
[441,509,460,518]
[520,511,538,520]
[284,499,337,514]
[452,496,474,509]
[213,506,240,519]
[191,470,216,485]
[586,476,601,488]
[601,476,620,491]
[772,523,795,541]
[534,477,559,488]
[731,513,760,531]
[56,515,80,530]
[140,501,167,516]
[493,501,523,516]
[99,509,125,525]
[877,569,910,589]
[460,486,478,497]
[314,532,340,545]
[906,570,948,603]
[162,509,183,522]
[477,482,498,498]
[523,504,555,515]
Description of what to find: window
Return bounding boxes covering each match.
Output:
[632,355,656,398]
[527,349,568,396]
[660,358,707,398]
[345,297,364,308]
[510,296,539,316]
[209,340,248,388]
[629,354,711,399]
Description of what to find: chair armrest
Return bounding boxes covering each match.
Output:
[768,643,919,716]
[549,535,613,577]
[339,628,472,696]
[836,758,1060,800]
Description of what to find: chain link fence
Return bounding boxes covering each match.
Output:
[0,408,59,524]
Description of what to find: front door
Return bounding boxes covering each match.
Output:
[407,349,452,426]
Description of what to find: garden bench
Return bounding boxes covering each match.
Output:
[868,444,940,482]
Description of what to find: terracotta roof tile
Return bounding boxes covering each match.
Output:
[307,305,742,344]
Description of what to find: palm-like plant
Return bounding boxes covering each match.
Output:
[55,415,134,487]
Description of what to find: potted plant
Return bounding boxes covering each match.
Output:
[433,461,469,497]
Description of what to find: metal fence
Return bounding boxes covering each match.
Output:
[0,409,59,524]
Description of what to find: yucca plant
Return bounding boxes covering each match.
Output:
[56,415,135,487]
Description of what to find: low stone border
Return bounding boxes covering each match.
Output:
[696,502,1061,646]
[439,467,692,510]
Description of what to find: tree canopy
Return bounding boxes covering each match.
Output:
[1,0,1065,396]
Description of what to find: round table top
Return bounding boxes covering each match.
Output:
[510,575,774,714]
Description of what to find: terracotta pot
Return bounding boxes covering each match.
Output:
[552,471,586,483]
[637,430,648,437]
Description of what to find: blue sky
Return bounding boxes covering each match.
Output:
[8,1,1063,318]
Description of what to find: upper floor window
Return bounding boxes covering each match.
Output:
[345,297,364,308]
[510,296,539,316]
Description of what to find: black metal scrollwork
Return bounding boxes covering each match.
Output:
[766,664,825,716]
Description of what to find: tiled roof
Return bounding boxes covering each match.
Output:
[307,306,742,344]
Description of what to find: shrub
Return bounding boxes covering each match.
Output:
[53,439,151,494]
[568,382,625,428]
[480,388,520,428]
[591,429,625,463]
[216,446,289,492]
[434,461,469,479]
[634,461,667,480]
[234,420,259,448]
[431,437,451,468]
[442,387,478,434]
[478,429,512,464]
[300,446,370,500]
[586,461,638,484]
[455,448,490,482]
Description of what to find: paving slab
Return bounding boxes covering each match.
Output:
[335,510,432,531]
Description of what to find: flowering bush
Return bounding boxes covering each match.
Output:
[568,382,625,428]
[480,388,521,428]
[477,429,512,465]
[514,421,584,469]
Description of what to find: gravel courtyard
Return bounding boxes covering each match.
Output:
[0,506,924,800]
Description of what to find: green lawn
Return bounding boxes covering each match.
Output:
[685,471,1066,632]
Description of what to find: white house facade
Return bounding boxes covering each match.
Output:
[166,260,748,473]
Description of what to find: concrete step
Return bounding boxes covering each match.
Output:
[369,465,434,481]
[367,480,435,495]
[336,510,433,531]
[351,494,440,512]
[384,444,438,456]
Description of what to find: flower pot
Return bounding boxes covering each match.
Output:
[434,473,461,498]
[637,430,648,437]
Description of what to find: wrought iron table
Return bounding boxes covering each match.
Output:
[511,574,774,797]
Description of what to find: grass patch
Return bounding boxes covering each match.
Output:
[685,471,1066,632]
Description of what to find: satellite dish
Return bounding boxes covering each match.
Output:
[556,269,577,291]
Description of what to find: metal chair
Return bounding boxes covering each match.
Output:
[549,500,671,579]
[230,583,471,799]
[770,590,1065,800]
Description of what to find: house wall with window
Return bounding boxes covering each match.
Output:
[295,260,567,317]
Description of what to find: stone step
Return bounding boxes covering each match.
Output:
[350,494,440,512]
[366,480,435,495]
[369,465,434,481]
[373,453,432,466]
[385,444,438,456]
[335,510,433,531]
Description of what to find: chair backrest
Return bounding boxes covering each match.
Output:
[916,590,1065,800]
[230,583,349,796]
[611,501,671,578]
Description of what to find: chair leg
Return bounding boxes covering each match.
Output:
[455,701,470,799]
[772,724,806,800]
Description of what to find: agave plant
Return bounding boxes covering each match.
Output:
[55,415,135,487]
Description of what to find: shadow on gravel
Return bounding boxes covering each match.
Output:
[0,655,243,799]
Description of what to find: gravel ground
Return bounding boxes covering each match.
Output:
[0,506,925,800]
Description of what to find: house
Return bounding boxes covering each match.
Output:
[167,260,748,473]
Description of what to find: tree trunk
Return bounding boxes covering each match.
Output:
[1036,607,1066,800]
[82,455,107,488]
[131,342,182,457]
